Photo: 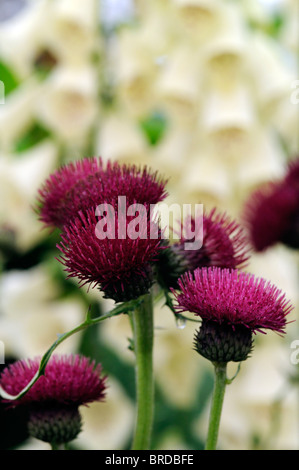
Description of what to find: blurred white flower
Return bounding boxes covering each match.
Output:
[150,123,195,181]
[153,301,203,407]
[113,28,159,116]
[156,44,202,124]
[201,3,248,90]
[76,378,134,450]
[247,244,299,308]
[42,0,99,65]
[96,111,148,164]
[173,0,222,44]
[0,140,58,251]
[219,341,298,450]
[0,77,43,153]
[177,147,232,213]
[98,303,134,365]
[280,0,299,55]
[0,0,47,78]
[271,93,299,156]
[200,85,255,136]
[247,33,294,112]
[35,65,98,143]
[0,265,85,359]
[236,127,286,194]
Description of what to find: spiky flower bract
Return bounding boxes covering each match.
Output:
[57,208,164,302]
[0,354,107,446]
[172,267,293,363]
[37,157,168,230]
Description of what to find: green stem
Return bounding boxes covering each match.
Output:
[205,362,227,450]
[50,442,62,450]
[130,292,154,450]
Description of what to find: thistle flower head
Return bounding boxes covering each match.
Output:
[173,267,292,334]
[0,354,106,446]
[180,208,250,271]
[243,180,299,252]
[57,207,164,302]
[243,157,299,252]
[172,267,293,363]
[156,208,250,289]
[285,157,299,186]
[0,354,107,407]
[37,157,168,230]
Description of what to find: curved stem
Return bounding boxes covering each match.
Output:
[130,292,154,450]
[205,362,227,450]
[0,299,139,402]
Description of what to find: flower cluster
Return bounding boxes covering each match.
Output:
[36,157,168,302]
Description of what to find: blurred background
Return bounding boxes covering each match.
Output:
[0,0,298,450]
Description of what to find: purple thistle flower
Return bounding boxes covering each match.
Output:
[172,267,293,363]
[285,156,299,185]
[173,267,292,334]
[0,354,107,445]
[243,157,299,252]
[0,354,107,407]
[37,157,168,230]
[57,208,164,302]
[156,208,250,290]
[178,208,250,271]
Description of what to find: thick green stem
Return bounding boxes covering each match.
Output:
[205,362,227,450]
[130,292,154,450]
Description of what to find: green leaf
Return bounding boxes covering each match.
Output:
[14,121,52,153]
[0,61,19,96]
[139,111,168,146]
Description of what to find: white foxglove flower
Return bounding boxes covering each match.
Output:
[0,0,47,78]
[96,112,147,164]
[155,44,201,123]
[237,127,286,192]
[173,0,222,43]
[200,85,255,135]
[42,0,98,65]
[0,77,43,152]
[201,3,248,90]
[151,124,194,180]
[0,266,85,358]
[271,96,299,156]
[0,140,58,250]
[113,25,164,116]
[178,149,231,208]
[35,65,98,143]
[247,33,293,109]
[152,300,201,407]
[77,378,134,450]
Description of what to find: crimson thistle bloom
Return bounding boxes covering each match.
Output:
[0,354,107,448]
[172,267,293,449]
[173,267,293,363]
[243,157,299,252]
[157,208,250,290]
[57,208,164,303]
[36,157,168,230]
